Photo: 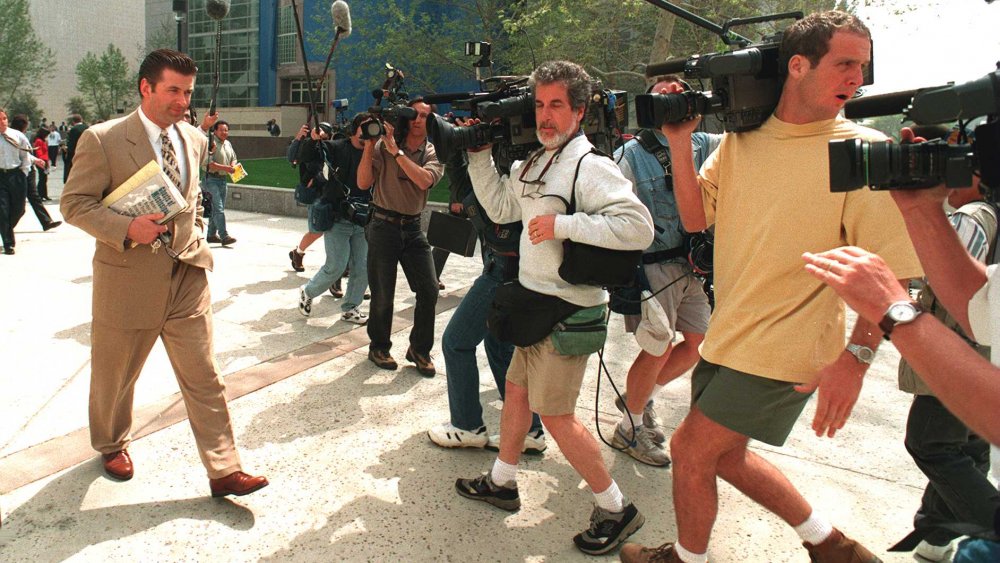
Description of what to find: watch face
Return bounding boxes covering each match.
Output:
[888,302,919,323]
[857,347,875,362]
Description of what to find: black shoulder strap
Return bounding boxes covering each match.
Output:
[564,148,611,215]
[634,129,673,190]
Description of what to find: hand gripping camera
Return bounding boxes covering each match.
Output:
[830,68,1000,198]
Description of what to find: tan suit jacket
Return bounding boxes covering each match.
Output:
[61,110,213,329]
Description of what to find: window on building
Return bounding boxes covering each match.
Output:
[187,0,260,108]
[288,80,327,105]
[277,5,296,66]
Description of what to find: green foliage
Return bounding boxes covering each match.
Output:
[6,92,42,125]
[76,44,136,121]
[65,96,92,123]
[0,0,53,107]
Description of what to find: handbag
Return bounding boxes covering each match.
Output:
[427,210,478,257]
[294,182,318,205]
[550,305,608,356]
[309,200,336,232]
[488,281,581,347]
[557,149,642,287]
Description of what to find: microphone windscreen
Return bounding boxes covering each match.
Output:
[331,1,351,38]
[205,0,230,20]
[843,89,919,120]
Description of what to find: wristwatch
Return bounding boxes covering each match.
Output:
[394,149,405,159]
[879,300,924,340]
[845,343,875,365]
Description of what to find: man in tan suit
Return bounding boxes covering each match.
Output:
[61,49,267,497]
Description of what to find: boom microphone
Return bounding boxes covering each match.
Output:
[843,88,921,120]
[332,1,352,38]
[645,56,690,78]
[205,0,230,20]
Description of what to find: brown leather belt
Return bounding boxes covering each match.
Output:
[372,210,420,225]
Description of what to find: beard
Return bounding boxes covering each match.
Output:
[536,122,576,150]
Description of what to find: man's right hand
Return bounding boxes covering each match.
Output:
[455,117,492,153]
[296,124,310,140]
[127,213,168,245]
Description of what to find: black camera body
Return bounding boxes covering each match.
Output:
[340,196,371,227]
[362,63,418,140]
[830,69,1000,197]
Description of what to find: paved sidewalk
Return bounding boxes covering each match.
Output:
[0,174,935,561]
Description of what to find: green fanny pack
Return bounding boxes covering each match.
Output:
[550,304,608,356]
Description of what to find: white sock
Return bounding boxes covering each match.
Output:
[592,480,624,512]
[490,458,517,486]
[295,246,306,254]
[794,512,834,545]
[619,410,643,432]
[674,542,708,563]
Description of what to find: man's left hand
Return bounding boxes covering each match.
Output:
[527,214,556,244]
[794,354,866,438]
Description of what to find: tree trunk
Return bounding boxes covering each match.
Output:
[647,11,677,85]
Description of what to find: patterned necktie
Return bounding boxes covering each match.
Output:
[160,130,182,189]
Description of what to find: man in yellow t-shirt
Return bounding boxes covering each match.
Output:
[621,11,922,563]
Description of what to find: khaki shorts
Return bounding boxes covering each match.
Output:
[625,262,710,337]
[691,359,812,446]
[507,336,590,416]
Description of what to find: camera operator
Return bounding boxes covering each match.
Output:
[803,155,1000,562]
[454,60,654,556]
[609,75,721,468]
[623,11,923,563]
[296,113,370,325]
[287,123,323,273]
[427,149,548,455]
[357,97,444,375]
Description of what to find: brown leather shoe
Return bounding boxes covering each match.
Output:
[209,471,269,498]
[206,235,222,243]
[405,347,436,377]
[369,349,398,370]
[620,542,682,563]
[804,528,882,563]
[102,450,134,481]
[288,249,305,272]
[221,236,237,246]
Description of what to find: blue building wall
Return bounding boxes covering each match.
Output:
[258,0,277,107]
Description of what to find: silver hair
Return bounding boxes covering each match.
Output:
[529,61,592,111]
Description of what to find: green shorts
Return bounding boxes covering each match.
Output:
[691,360,812,446]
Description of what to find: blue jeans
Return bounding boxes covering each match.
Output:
[954,538,1000,562]
[442,252,541,432]
[304,219,368,311]
[366,218,438,355]
[905,395,1000,544]
[203,175,229,238]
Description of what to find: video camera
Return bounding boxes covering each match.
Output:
[829,68,1000,199]
[634,2,872,132]
[424,42,627,171]
[362,63,418,140]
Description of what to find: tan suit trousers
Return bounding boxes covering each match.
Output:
[89,262,242,479]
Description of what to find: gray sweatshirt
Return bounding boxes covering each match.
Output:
[468,134,653,307]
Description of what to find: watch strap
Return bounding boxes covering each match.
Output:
[879,300,923,340]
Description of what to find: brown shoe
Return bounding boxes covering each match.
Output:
[289,249,305,272]
[206,235,222,243]
[405,347,436,377]
[620,542,682,563]
[221,236,237,246]
[102,450,134,481]
[804,528,882,563]
[369,349,398,370]
[209,471,269,498]
[329,278,344,298]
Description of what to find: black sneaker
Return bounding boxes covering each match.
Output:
[573,501,645,555]
[455,473,521,512]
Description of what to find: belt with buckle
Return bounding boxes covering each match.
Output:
[372,208,420,225]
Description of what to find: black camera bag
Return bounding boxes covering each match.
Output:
[488,281,581,347]
[427,211,478,257]
[557,149,642,287]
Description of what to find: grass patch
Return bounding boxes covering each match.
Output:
[239,157,450,204]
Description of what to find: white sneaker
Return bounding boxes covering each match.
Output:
[298,286,312,317]
[427,423,488,448]
[486,428,547,455]
[913,539,954,562]
[342,306,368,325]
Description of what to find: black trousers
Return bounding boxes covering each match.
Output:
[26,169,53,227]
[0,169,27,249]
